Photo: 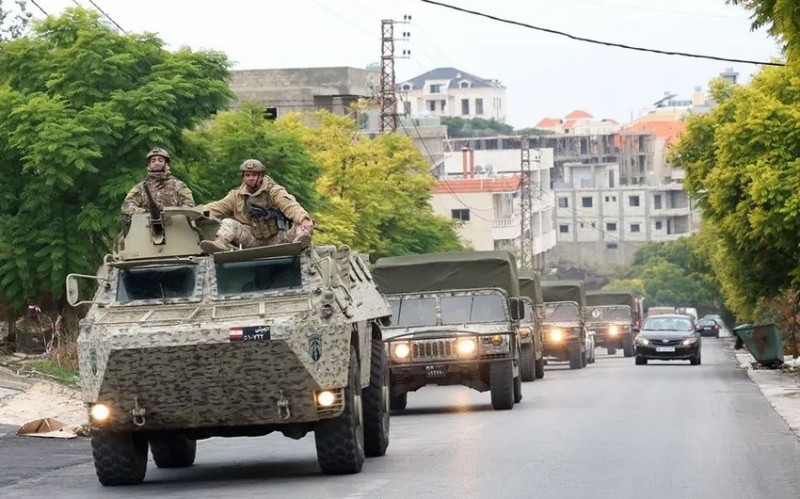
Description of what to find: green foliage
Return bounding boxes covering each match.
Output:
[670,59,800,319]
[0,0,31,41]
[31,359,78,386]
[441,116,514,138]
[0,8,232,306]
[729,0,800,56]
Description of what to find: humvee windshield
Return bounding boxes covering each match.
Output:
[589,306,632,322]
[441,294,506,324]
[215,256,303,295]
[388,297,436,328]
[117,264,198,303]
[543,302,580,322]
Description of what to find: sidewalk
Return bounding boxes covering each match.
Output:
[0,366,85,429]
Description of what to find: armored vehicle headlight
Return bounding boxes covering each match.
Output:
[457,338,477,356]
[316,390,337,407]
[393,342,411,360]
[90,403,111,422]
[550,329,564,341]
[490,334,503,345]
[608,325,619,336]
[518,327,531,338]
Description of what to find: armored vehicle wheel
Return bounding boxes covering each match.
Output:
[534,357,545,379]
[149,432,196,468]
[569,344,583,370]
[315,346,365,474]
[513,374,523,404]
[519,344,535,382]
[606,346,617,355]
[622,336,635,357]
[390,392,407,411]
[363,339,390,458]
[90,429,148,486]
[489,360,514,410]
[588,346,596,364]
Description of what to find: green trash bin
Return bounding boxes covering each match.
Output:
[733,323,784,368]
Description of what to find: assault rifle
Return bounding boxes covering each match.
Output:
[247,204,292,231]
[143,183,165,244]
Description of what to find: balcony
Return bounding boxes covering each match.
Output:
[652,207,691,217]
[493,215,521,240]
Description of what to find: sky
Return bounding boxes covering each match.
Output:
[35,0,782,128]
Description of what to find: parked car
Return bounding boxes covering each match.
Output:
[635,314,702,366]
[697,318,721,338]
[702,314,726,330]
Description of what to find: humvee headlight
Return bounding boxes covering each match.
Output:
[393,342,411,360]
[490,334,503,345]
[90,403,110,422]
[457,338,477,356]
[519,327,531,338]
[550,329,564,341]
[316,390,336,407]
[608,325,620,336]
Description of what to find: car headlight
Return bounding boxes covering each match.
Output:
[457,338,477,356]
[682,337,698,345]
[549,329,563,341]
[636,337,650,345]
[518,327,531,339]
[608,325,619,336]
[392,342,411,360]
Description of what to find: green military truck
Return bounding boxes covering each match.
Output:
[541,280,591,369]
[518,271,545,381]
[66,207,392,485]
[372,251,524,411]
[586,290,639,357]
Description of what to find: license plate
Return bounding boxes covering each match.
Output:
[229,325,271,342]
[425,365,447,378]
[656,346,675,352]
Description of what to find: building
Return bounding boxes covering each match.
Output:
[397,67,507,123]
[228,67,378,119]
[534,110,621,135]
[430,147,557,269]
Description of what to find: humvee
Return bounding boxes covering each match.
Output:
[586,290,640,357]
[518,271,545,381]
[66,207,392,485]
[540,280,592,369]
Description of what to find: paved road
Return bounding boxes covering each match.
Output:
[1,339,799,498]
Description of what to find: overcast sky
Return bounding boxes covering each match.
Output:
[38,0,782,128]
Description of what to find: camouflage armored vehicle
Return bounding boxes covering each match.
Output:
[586,290,640,357]
[372,251,524,411]
[66,207,392,486]
[518,271,545,381]
[540,280,592,369]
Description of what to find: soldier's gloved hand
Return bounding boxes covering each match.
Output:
[300,217,314,233]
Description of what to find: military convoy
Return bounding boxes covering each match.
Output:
[586,290,640,357]
[66,207,392,485]
[540,280,593,369]
[518,271,545,381]
[372,251,524,411]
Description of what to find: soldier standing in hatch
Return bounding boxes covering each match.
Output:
[199,159,314,253]
[120,148,195,232]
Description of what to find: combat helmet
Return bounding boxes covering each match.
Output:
[240,159,266,173]
[146,148,171,162]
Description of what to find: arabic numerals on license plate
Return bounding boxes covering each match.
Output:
[229,325,271,342]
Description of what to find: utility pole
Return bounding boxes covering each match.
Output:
[519,136,533,270]
[380,16,411,133]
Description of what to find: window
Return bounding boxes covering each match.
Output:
[606,222,617,231]
[655,221,663,230]
[215,257,303,295]
[430,84,442,93]
[654,194,662,209]
[629,195,640,207]
[631,223,641,233]
[391,297,437,327]
[461,99,470,115]
[440,100,446,111]
[558,197,569,208]
[559,224,570,233]
[403,101,411,115]
[476,98,484,115]
[442,294,506,324]
[606,242,618,249]
[117,264,198,303]
[401,83,413,91]
[608,170,615,188]
[264,107,278,121]
[612,196,617,202]
[591,222,596,228]
[459,80,471,89]
[428,100,436,112]
[582,197,593,208]
[451,209,470,221]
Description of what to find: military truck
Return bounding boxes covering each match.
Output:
[372,251,524,411]
[586,290,639,357]
[540,280,592,369]
[66,207,392,486]
[518,271,545,381]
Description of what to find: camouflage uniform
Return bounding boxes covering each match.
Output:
[120,149,195,230]
[204,167,312,250]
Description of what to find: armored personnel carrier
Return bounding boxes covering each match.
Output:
[66,207,392,485]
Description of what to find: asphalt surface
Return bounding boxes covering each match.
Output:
[1,339,799,498]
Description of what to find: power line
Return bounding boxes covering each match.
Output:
[29,0,48,16]
[85,0,127,34]
[417,0,784,67]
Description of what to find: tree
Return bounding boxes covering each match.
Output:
[441,117,514,138]
[0,8,232,306]
[275,111,465,259]
[729,0,800,56]
[0,0,31,41]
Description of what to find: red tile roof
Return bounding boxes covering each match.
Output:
[624,120,685,147]
[431,176,521,194]
[562,119,577,129]
[565,109,593,119]
[535,117,562,128]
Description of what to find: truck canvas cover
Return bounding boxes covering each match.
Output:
[373,251,519,296]
[541,280,586,308]
[586,290,635,308]
[518,271,543,303]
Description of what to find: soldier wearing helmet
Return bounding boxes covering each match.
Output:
[200,158,314,253]
[120,148,195,231]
